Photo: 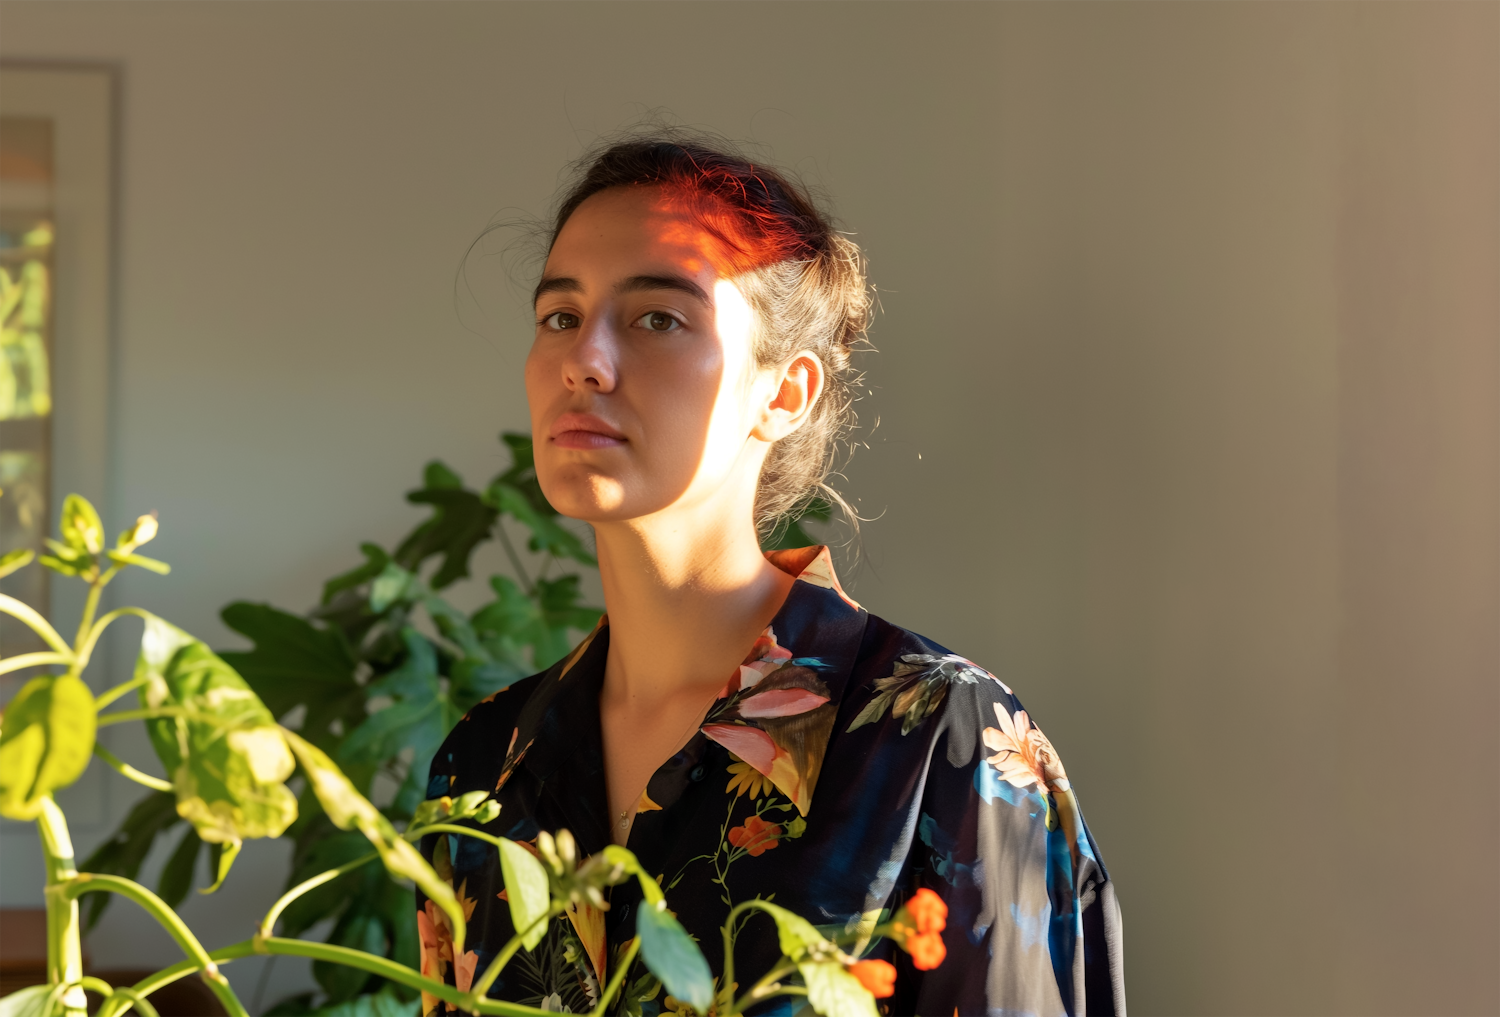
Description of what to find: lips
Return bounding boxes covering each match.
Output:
[550,413,626,450]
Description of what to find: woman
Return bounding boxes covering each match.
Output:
[418,137,1124,1016]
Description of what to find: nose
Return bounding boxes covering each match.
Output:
[561,319,619,393]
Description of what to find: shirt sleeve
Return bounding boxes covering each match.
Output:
[892,674,1126,1017]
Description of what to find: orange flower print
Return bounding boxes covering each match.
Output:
[890,889,949,971]
[847,959,897,998]
[727,815,782,857]
[454,948,479,994]
[904,888,947,935]
[418,879,479,1012]
[418,899,453,1014]
[981,702,1070,795]
[905,931,947,970]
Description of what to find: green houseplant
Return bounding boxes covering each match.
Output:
[79,434,608,1013]
[0,464,918,1017]
[78,433,831,1016]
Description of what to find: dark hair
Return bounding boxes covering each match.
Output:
[548,133,872,538]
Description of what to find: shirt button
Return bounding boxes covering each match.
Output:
[689,765,706,782]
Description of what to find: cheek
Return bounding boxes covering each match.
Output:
[639,346,723,452]
[523,344,554,418]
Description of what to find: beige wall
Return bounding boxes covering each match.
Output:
[1,3,1494,1012]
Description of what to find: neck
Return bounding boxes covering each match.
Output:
[593,502,794,707]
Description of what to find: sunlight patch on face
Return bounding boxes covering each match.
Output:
[714,278,756,370]
[586,473,627,513]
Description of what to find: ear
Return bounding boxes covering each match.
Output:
[752,351,825,442]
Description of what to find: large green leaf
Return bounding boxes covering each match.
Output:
[470,574,601,673]
[281,727,466,955]
[395,462,498,589]
[320,542,391,606]
[497,837,551,950]
[797,961,879,1017]
[220,602,362,752]
[339,628,462,811]
[636,903,713,1015]
[78,789,182,928]
[136,614,298,853]
[485,481,595,567]
[422,590,531,708]
[493,433,551,514]
[0,673,96,820]
[533,576,604,667]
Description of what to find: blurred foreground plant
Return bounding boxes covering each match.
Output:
[0,491,913,1017]
[79,435,604,1013]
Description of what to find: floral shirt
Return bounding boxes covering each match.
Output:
[417,547,1125,1016]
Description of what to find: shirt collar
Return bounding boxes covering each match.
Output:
[519,547,868,850]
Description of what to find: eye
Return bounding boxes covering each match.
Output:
[635,311,682,333]
[542,311,580,330]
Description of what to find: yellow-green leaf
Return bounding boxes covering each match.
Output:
[756,900,826,961]
[498,837,551,950]
[0,984,52,1017]
[200,838,241,895]
[59,493,104,557]
[135,614,297,845]
[798,961,880,1017]
[0,548,34,580]
[0,674,96,820]
[106,550,170,575]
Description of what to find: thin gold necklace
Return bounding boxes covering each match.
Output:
[615,685,722,834]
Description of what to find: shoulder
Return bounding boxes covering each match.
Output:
[846,614,1063,784]
[425,670,547,799]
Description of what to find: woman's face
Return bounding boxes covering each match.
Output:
[526,186,815,529]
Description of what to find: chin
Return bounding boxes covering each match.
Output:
[540,467,629,521]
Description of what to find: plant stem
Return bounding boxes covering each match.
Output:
[495,519,532,595]
[93,674,149,711]
[38,797,86,1017]
[719,897,792,1009]
[59,873,226,981]
[96,705,238,728]
[406,822,509,849]
[76,606,152,671]
[589,936,640,1017]
[0,591,74,655]
[258,849,380,938]
[0,650,72,676]
[92,742,174,792]
[73,567,119,656]
[470,904,566,999]
[730,959,798,1015]
[93,983,162,1017]
[257,936,551,1016]
[93,943,258,1017]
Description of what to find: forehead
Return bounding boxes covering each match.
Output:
[547,186,739,282]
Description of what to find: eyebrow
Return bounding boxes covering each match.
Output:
[532,274,709,307]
